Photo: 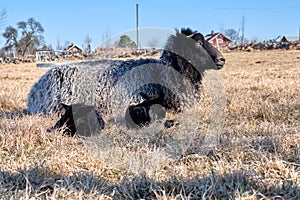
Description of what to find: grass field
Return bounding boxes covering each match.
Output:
[0,50,299,199]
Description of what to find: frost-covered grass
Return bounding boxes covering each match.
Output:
[0,50,299,199]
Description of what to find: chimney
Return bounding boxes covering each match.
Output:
[211,30,214,35]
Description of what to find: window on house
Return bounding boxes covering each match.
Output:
[217,38,223,43]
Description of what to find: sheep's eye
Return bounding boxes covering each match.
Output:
[196,41,203,46]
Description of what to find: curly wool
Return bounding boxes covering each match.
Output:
[27,58,194,117]
[27,60,109,115]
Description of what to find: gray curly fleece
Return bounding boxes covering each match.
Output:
[27,58,192,117]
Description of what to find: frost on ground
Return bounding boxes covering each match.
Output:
[0,50,299,199]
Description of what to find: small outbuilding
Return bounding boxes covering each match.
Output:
[205,31,231,48]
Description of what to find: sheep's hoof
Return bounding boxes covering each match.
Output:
[164,120,179,128]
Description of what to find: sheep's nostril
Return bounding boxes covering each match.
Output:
[215,57,225,65]
[215,57,225,69]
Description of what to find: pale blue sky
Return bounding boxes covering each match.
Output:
[1,0,299,49]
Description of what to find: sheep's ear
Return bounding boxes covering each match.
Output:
[193,33,205,45]
[181,27,194,36]
[61,103,70,110]
[140,92,150,100]
[158,92,165,99]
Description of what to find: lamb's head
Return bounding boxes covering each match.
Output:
[161,28,225,72]
[181,28,225,69]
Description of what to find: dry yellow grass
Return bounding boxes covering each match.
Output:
[0,50,299,199]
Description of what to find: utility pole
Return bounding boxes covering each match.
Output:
[299,25,300,42]
[136,3,139,49]
[241,16,246,44]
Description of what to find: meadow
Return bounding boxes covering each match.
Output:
[0,50,299,199]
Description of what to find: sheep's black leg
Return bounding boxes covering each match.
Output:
[48,103,104,137]
[126,105,151,128]
[125,92,167,128]
[47,103,76,136]
[164,119,179,128]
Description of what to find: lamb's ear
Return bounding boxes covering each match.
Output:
[140,92,150,100]
[158,92,165,99]
[181,27,194,36]
[61,103,70,110]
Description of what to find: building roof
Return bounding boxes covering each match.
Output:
[65,43,82,51]
[281,36,299,42]
[205,32,231,42]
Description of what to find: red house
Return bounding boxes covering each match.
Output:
[65,43,83,54]
[205,31,231,48]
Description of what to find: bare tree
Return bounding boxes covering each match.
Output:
[251,37,258,43]
[0,9,7,50]
[101,28,113,48]
[56,38,63,50]
[3,17,45,57]
[225,28,239,44]
[64,40,71,49]
[0,9,6,30]
[3,26,18,49]
[146,37,160,49]
[41,44,54,51]
[219,23,225,34]
[84,35,92,52]
[18,18,44,56]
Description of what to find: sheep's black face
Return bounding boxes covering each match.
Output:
[181,28,225,69]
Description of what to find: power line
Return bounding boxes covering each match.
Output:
[140,5,300,10]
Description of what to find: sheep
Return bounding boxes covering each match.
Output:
[27,28,225,136]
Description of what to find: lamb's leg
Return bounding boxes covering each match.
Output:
[164,119,179,128]
[125,93,166,128]
[47,103,76,136]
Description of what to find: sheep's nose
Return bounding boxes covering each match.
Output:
[215,56,225,69]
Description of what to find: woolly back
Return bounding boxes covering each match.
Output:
[27,60,110,115]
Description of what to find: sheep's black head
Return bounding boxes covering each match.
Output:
[161,28,225,75]
[180,28,225,69]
